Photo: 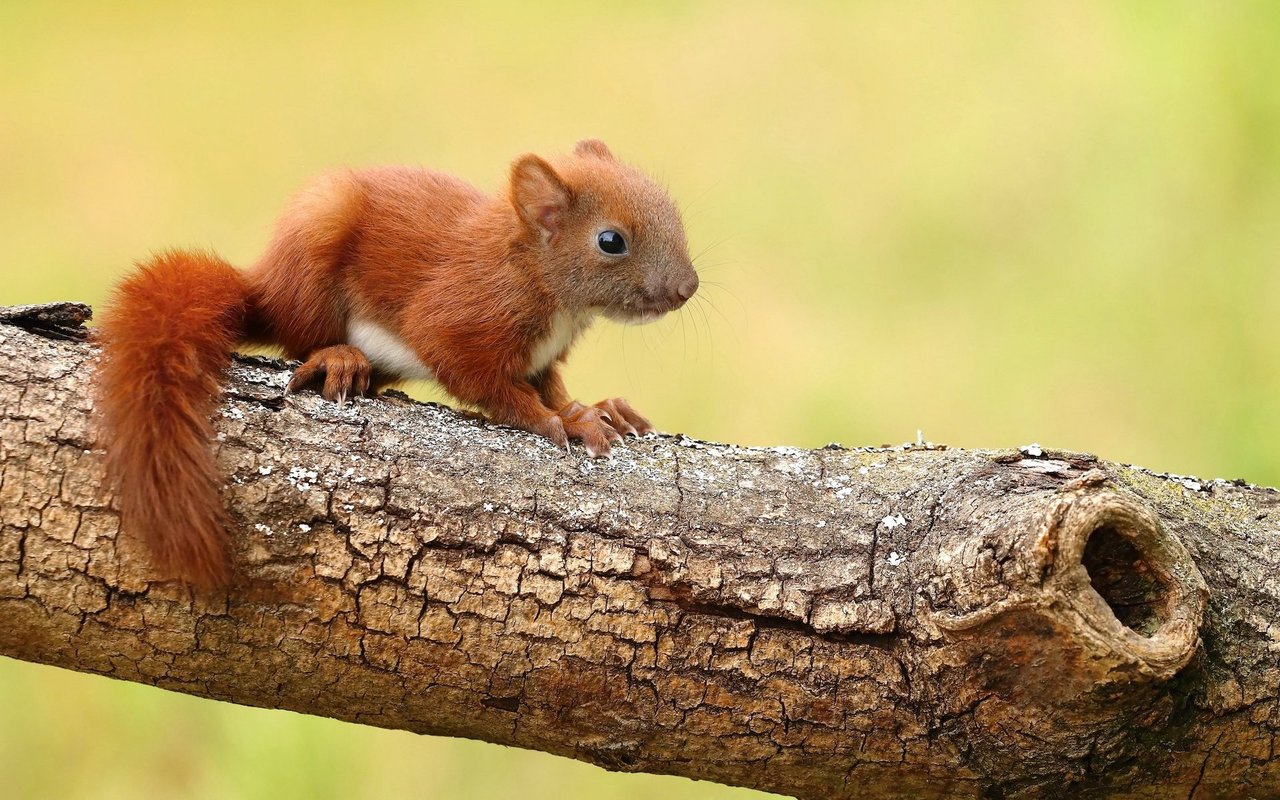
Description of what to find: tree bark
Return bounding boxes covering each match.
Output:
[0,302,1276,799]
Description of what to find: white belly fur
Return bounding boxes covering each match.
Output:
[346,317,434,381]
[526,309,594,377]
[347,310,593,383]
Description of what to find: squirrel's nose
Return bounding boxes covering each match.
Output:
[663,275,698,309]
[676,275,699,302]
[657,272,699,311]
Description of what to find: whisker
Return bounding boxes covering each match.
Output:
[620,324,639,395]
[679,306,690,365]
[691,295,714,366]
[690,237,732,265]
[691,296,721,340]
[696,281,747,320]
[678,179,725,220]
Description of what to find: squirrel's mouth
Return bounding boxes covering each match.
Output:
[603,288,691,326]
[604,305,671,326]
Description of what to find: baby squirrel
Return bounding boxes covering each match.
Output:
[95,139,699,587]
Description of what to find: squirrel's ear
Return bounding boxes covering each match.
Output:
[510,154,572,241]
[573,139,615,160]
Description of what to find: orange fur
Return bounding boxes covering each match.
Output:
[97,140,698,585]
[96,251,249,587]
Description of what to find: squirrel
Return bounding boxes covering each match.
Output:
[95,139,699,587]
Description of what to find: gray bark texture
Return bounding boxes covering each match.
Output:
[1,302,1277,799]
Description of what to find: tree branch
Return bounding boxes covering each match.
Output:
[1,303,1277,798]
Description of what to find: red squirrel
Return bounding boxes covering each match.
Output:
[95,139,698,587]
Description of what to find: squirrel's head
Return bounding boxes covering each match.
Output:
[508,139,698,323]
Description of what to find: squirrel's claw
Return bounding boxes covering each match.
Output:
[547,401,620,458]
[594,397,654,439]
[290,345,373,407]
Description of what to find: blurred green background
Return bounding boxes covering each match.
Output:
[1,2,1276,798]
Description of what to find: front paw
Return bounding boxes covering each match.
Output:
[287,345,373,406]
[540,402,623,457]
[593,397,655,438]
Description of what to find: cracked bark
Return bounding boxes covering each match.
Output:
[1,302,1278,799]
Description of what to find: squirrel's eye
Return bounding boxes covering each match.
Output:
[597,230,628,256]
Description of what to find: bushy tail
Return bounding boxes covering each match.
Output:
[96,250,251,587]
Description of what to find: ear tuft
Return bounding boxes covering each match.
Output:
[510,154,571,240]
[573,139,615,160]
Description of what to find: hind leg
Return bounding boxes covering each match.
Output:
[246,172,361,355]
[287,345,373,405]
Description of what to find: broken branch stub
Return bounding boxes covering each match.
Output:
[928,473,1207,686]
[1,303,1276,799]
